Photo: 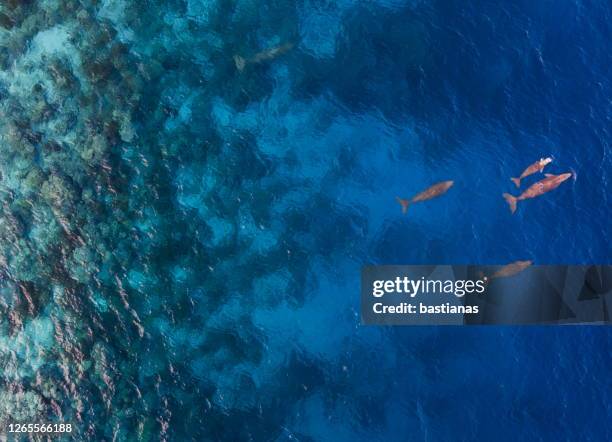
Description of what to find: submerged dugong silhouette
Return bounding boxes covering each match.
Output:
[502,172,572,214]
[511,157,553,188]
[395,180,454,214]
[234,42,294,71]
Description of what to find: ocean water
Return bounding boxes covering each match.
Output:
[0,0,610,440]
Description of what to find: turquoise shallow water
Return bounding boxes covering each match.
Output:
[0,0,610,440]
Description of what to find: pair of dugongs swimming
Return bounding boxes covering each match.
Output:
[395,157,573,215]
[395,157,574,282]
[232,44,574,218]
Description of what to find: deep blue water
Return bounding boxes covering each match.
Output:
[0,0,610,440]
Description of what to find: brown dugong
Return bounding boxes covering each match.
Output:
[396,180,454,214]
[503,172,572,214]
[511,157,553,188]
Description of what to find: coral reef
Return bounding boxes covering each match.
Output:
[0,0,320,438]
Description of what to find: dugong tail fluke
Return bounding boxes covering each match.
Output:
[502,193,518,214]
[510,177,521,188]
[395,196,410,214]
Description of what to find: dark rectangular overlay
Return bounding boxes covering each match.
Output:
[361,265,612,325]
